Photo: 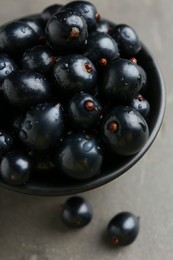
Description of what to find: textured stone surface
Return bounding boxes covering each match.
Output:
[0,0,171,259]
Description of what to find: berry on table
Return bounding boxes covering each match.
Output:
[61,196,93,228]
[107,212,140,247]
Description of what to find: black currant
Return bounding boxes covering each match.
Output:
[19,103,64,153]
[68,92,102,130]
[99,58,144,103]
[53,54,97,96]
[107,212,140,247]
[96,19,115,34]
[110,24,141,57]
[19,17,45,44]
[100,106,149,156]
[61,196,93,228]
[45,9,88,53]
[55,132,103,180]
[0,21,38,58]
[129,93,150,119]
[2,70,51,108]
[84,32,119,67]
[21,45,57,76]
[0,53,18,85]
[0,151,33,185]
[62,1,99,31]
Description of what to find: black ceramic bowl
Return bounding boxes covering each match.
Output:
[0,44,165,196]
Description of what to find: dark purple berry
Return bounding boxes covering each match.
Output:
[0,151,33,185]
[53,54,97,96]
[68,92,102,130]
[2,70,51,108]
[61,196,93,228]
[107,212,140,247]
[100,106,149,156]
[110,24,141,57]
[55,132,103,180]
[19,103,64,153]
[45,9,88,53]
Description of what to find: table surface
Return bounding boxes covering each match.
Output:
[0,0,172,259]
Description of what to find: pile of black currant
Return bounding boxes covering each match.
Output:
[0,1,150,186]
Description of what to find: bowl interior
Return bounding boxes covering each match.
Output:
[0,44,166,196]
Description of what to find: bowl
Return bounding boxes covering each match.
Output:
[0,43,165,196]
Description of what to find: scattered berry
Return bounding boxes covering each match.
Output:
[61,196,93,228]
[107,212,140,246]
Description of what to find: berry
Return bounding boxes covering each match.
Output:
[21,45,57,75]
[84,32,119,67]
[107,212,140,246]
[19,103,64,153]
[19,17,45,44]
[61,196,93,228]
[129,93,150,119]
[0,151,33,185]
[0,21,38,58]
[110,24,141,57]
[2,70,51,108]
[100,106,149,156]
[0,54,18,84]
[45,9,88,53]
[96,19,115,34]
[68,92,102,130]
[53,54,97,96]
[99,58,143,103]
[62,1,99,31]
[55,132,103,180]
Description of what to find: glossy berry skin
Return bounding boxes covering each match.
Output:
[0,151,33,185]
[55,132,103,180]
[53,54,97,96]
[84,32,119,67]
[20,18,45,44]
[138,65,148,94]
[19,103,64,153]
[41,4,63,24]
[62,1,99,31]
[2,70,51,108]
[110,24,141,57]
[45,9,88,53]
[21,45,56,75]
[129,94,150,119]
[99,59,143,103]
[107,212,140,247]
[0,130,14,160]
[100,106,149,156]
[61,196,93,228]
[68,92,102,130]
[96,19,115,34]
[0,21,38,58]
[0,54,18,84]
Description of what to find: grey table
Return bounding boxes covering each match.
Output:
[0,0,172,259]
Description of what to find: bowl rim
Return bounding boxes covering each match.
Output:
[0,44,166,196]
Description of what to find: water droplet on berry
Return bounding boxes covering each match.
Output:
[21,27,26,33]
[83,141,93,152]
